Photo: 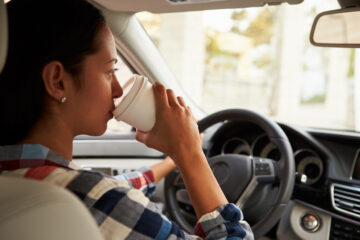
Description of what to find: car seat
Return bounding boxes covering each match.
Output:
[0,2,104,239]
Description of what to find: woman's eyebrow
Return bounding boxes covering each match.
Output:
[107,58,118,64]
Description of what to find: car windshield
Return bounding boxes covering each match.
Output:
[136,0,360,132]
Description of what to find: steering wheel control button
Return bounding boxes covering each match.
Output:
[253,158,275,183]
[301,213,321,232]
[255,163,271,175]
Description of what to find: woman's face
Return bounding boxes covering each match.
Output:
[64,25,123,136]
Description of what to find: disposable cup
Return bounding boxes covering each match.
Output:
[113,75,156,132]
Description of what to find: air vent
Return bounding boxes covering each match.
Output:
[331,183,360,218]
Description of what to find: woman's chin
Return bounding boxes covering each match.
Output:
[87,124,108,136]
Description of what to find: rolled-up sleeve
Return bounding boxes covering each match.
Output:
[195,203,253,239]
[113,167,155,197]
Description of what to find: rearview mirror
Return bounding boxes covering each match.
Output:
[310,7,360,47]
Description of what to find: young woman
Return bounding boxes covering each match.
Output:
[0,0,253,239]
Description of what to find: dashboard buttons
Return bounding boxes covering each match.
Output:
[331,218,360,239]
[301,213,321,232]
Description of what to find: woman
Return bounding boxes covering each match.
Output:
[0,0,253,239]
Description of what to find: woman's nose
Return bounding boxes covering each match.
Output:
[112,77,123,99]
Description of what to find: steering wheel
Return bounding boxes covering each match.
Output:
[164,109,295,238]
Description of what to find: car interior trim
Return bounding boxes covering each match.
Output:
[0,0,8,72]
[73,139,163,157]
[330,183,360,219]
[295,199,360,225]
[307,128,360,140]
[73,158,162,173]
[289,201,331,240]
[93,0,303,13]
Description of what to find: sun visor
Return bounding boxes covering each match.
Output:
[94,0,303,13]
[0,0,8,73]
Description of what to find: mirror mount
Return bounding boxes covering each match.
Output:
[338,0,360,8]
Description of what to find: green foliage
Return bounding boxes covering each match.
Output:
[230,26,241,34]
[301,94,326,104]
[205,30,222,57]
[230,8,275,46]
[205,8,276,72]
[254,53,272,69]
[205,29,235,63]
[244,9,275,46]
[347,49,355,78]
[231,10,247,21]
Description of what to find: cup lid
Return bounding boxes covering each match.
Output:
[113,75,144,118]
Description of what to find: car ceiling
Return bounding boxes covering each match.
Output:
[94,0,303,13]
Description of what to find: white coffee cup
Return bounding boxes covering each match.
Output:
[112,75,156,132]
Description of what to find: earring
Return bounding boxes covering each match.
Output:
[60,97,67,103]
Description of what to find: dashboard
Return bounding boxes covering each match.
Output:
[202,120,360,239]
[73,119,360,239]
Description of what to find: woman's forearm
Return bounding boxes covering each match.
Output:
[174,149,228,218]
[150,156,176,183]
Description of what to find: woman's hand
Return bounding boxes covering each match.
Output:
[136,82,228,218]
[135,82,202,163]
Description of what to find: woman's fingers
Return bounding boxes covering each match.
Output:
[166,89,180,107]
[177,96,197,122]
[135,130,147,144]
[153,82,169,111]
[177,96,186,108]
[153,82,188,110]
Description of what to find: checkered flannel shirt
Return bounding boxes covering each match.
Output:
[0,144,253,240]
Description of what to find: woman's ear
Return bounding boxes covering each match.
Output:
[41,61,66,102]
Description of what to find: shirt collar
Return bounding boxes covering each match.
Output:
[0,144,81,170]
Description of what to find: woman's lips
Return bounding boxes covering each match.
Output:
[108,105,116,119]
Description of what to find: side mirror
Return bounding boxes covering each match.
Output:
[310,7,360,47]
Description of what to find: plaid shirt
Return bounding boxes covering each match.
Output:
[0,144,253,240]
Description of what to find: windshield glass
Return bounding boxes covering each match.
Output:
[136,0,360,132]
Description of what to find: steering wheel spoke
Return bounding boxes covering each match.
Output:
[235,157,276,208]
[174,182,186,191]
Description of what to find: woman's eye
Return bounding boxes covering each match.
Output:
[107,68,119,76]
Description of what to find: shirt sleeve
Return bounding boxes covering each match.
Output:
[195,203,254,240]
[112,166,155,197]
[88,177,254,240]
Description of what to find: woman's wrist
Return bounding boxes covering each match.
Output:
[171,145,204,166]
[175,151,228,217]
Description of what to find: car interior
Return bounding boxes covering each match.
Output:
[1,0,360,239]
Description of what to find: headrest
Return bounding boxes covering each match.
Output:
[0,0,8,73]
[0,176,104,240]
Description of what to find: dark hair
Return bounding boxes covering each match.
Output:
[0,0,106,145]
